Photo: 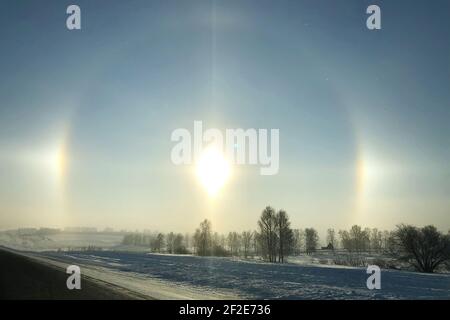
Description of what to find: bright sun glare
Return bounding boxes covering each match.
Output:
[43,142,67,184]
[196,146,231,197]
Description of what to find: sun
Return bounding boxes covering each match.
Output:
[196,146,231,197]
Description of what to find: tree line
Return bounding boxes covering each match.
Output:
[122,231,189,254]
[122,205,450,273]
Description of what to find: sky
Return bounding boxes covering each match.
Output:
[0,0,449,236]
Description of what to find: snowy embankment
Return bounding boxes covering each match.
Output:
[39,251,450,300]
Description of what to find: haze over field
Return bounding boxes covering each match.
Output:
[0,0,449,236]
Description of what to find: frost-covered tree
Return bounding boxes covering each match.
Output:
[276,210,293,263]
[291,229,303,255]
[241,231,253,258]
[166,232,175,254]
[305,228,319,254]
[257,206,278,262]
[370,228,383,252]
[339,225,370,252]
[193,219,212,256]
[326,228,336,251]
[173,233,187,254]
[227,232,241,256]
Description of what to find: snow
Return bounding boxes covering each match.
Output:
[0,231,123,251]
[38,251,450,300]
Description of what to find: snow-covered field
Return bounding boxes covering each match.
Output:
[0,231,124,251]
[2,231,448,300]
[39,251,450,300]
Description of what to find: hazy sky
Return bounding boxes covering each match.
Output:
[0,0,449,235]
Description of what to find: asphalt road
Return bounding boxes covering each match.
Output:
[0,247,142,300]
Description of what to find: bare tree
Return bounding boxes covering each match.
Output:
[363,228,371,251]
[166,232,175,254]
[241,231,253,258]
[292,229,304,255]
[253,231,260,257]
[276,210,293,263]
[257,206,277,262]
[350,225,364,252]
[326,228,336,251]
[173,233,187,254]
[305,228,319,254]
[184,233,191,252]
[194,219,212,256]
[210,232,228,256]
[390,224,450,273]
[151,233,164,253]
[227,232,241,256]
[370,228,383,253]
[339,225,370,253]
[381,230,391,252]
